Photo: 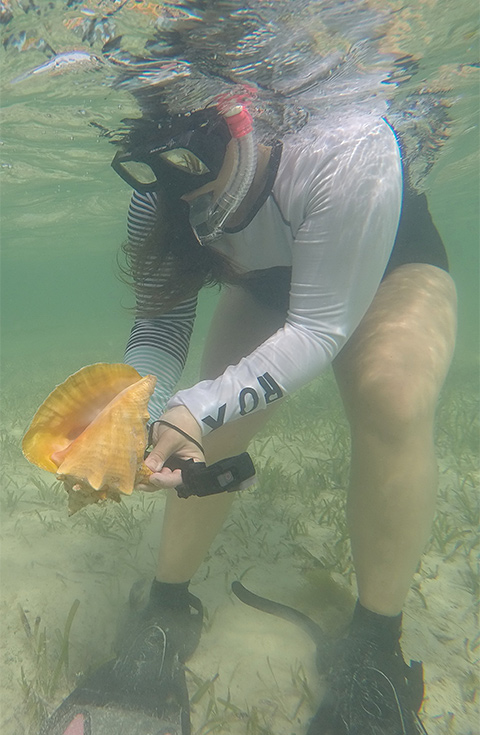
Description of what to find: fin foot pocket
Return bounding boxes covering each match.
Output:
[39,590,203,735]
[306,638,428,735]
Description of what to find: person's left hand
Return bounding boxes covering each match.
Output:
[138,405,204,491]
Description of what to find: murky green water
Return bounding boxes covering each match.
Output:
[0,2,478,734]
[1,1,479,384]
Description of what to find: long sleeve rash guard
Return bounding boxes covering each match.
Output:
[124,114,402,434]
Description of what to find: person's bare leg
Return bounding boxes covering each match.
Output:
[156,286,285,583]
[333,264,457,615]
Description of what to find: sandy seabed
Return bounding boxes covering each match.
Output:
[0,368,478,735]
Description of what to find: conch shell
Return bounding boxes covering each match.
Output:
[22,363,157,514]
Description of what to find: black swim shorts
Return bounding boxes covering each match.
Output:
[237,187,449,314]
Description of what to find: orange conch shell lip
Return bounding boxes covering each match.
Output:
[22,363,157,513]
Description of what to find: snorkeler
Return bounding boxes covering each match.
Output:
[104,94,456,735]
[37,3,457,734]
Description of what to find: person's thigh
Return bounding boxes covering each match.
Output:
[200,284,286,462]
[333,264,457,434]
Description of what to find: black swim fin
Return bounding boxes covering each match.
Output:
[305,654,429,735]
[232,581,428,735]
[38,619,193,735]
[39,583,204,735]
[39,699,186,735]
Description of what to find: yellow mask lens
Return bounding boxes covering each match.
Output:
[159,148,210,175]
[120,160,157,185]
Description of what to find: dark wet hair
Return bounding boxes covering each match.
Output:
[120,196,240,315]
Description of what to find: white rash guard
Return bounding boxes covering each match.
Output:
[125,114,402,434]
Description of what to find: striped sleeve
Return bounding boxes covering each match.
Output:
[123,191,198,420]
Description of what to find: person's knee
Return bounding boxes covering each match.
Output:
[346,359,437,442]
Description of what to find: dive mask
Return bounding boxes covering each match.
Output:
[111,109,230,198]
[112,96,257,245]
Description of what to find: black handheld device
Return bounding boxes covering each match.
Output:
[164,452,256,499]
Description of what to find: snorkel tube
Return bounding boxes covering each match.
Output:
[188,91,257,244]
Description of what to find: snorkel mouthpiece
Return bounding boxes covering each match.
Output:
[190,92,257,245]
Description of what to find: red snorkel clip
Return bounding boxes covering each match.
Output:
[215,87,255,138]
